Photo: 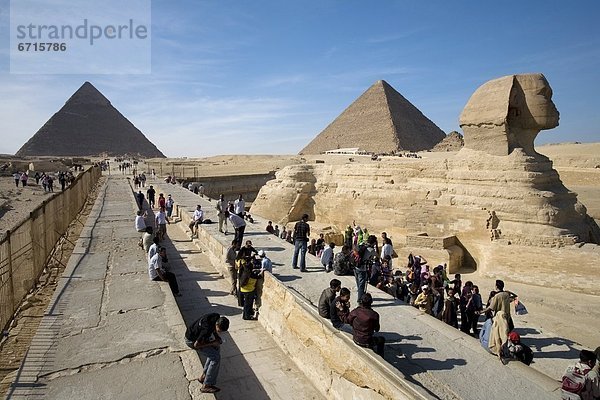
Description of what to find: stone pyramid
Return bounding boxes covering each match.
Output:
[300,80,445,154]
[16,82,165,158]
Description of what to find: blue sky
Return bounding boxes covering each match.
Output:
[0,0,599,157]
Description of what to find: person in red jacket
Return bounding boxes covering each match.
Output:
[347,293,385,357]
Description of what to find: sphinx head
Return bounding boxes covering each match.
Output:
[459,73,559,156]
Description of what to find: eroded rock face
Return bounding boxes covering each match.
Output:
[252,74,600,254]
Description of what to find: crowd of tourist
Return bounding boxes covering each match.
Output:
[11,170,76,192]
[130,167,599,398]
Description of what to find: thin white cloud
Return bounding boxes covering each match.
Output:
[365,28,429,44]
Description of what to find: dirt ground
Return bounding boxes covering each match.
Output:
[0,177,57,234]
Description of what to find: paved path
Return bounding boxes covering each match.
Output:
[163,213,322,400]
[6,175,321,400]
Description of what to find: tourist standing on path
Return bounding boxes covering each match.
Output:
[225,240,238,296]
[216,194,228,234]
[185,313,230,394]
[157,193,166,209]
[355,235,377,303]
[20,172,28,187]
[234,194,245,218]
[292,214,310,272]
[347,293,385,357]
[136,190,145,210]
[146,185,156,208]
[13,171,20,187]
[320,242,335,272]
[155,206,170,241]
[239,258,261,320]
[226,211,246,247]
[165,194,174,220]
[480,280,517,357]
[254,250,272,316]
[148,247,181,296]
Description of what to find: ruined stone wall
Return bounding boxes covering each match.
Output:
[0,166,102,331]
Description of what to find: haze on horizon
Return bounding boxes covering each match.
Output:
[0,1,599,158]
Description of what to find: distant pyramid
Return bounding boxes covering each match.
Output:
[300,80,445,154]
[16,82,165,158]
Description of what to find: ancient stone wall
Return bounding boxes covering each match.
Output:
[0,166,102,331]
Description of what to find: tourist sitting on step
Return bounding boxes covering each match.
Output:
[189,204,204,238]
[318,279,342,319]
[142,226,154,253]
[136,190,145,210]
[330,287,351,330]
[347,293,385,357]
[148,247,181,297]
[135,210,147,233]
[266,220,275,234]
[332,245,353,276]
[148,236,160,262]
[499,331,533,366]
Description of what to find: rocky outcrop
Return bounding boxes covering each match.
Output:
[16,82,165,158]
[299,80,445,154]
[432,131,464,152]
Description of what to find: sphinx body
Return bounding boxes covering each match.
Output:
[251,74,600,271]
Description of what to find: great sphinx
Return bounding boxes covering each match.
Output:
[251,74,599,266]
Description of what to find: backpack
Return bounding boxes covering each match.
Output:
[561,364,591,400]
[352,244,369,265]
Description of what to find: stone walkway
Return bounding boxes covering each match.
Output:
[163,213,322,400]
[6,175,321,400]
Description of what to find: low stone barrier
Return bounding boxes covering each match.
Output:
[259,273,426,400]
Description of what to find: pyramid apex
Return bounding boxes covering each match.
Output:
[372,79,391,87]
[299,80,445,154]
[67,81,111,106]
